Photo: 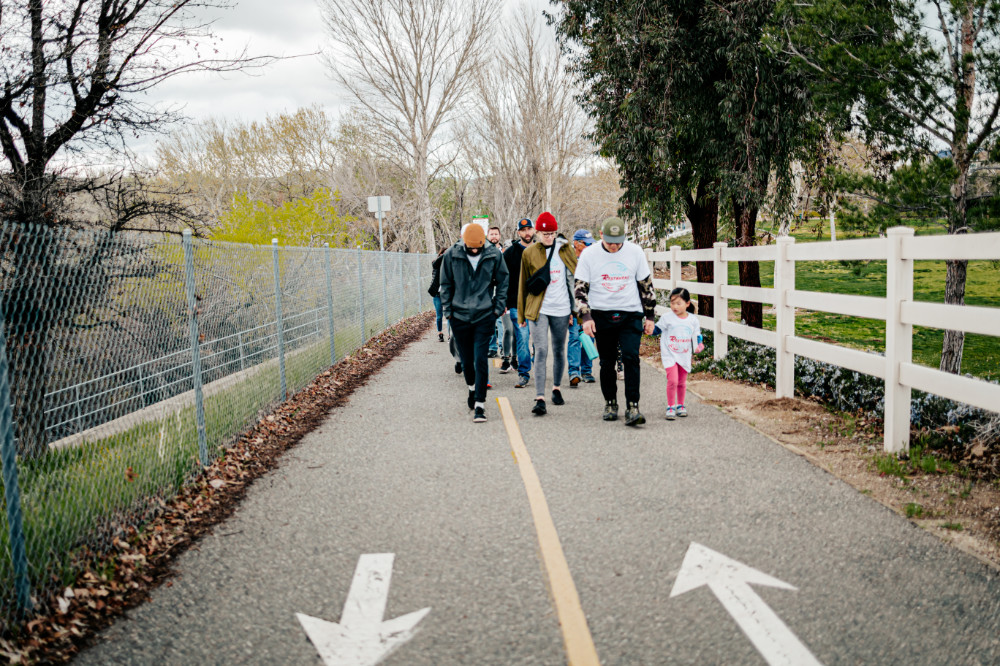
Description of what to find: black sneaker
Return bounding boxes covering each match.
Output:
[532,399,547,416]
[624,402,646,427]
[488,349,498,358]
[468,390,475,410]
[582,373,596,383]
[603,400,619,421]
[499,358,512,374]
[515,375,530,388]
[569,375,581,387]
[438,332,444,342]
[551,389,565,406]
[473,406,487,423]
[454,361,462,374]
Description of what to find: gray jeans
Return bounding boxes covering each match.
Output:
[528,313,570,397]
[501,311,515,358]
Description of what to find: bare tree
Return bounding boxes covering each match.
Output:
[157,106,340,224]
[461,7,599,233]
[320,0,499,253]
[0,0,274,456]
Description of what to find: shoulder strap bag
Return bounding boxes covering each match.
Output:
[525,243,557,295]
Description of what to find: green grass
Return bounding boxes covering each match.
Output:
[681,233,1000,381]
[0,320,379,615]
[905,502,924,518]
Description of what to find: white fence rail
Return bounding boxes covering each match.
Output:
[646,227,1000,453]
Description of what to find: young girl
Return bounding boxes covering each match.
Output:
[652,288,704,420]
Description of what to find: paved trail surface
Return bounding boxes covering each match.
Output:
[76,330,1000,665]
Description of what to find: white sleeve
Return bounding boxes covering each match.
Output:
[575,250,591,282]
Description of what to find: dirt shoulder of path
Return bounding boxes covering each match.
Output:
[638,347,1000,573]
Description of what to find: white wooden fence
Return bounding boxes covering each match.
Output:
[646,226,1000,453]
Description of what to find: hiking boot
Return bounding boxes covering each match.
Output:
[665,406,676,421]
[676,404,688,417]
[532,399,547,416]
[468,390,475,410]
[515,375,530,388]
[582,373,596,383]
[625,402,645,427]
[473,406,487,423]
[551,389,565,406]
[438,332,444,342]
[499,358,512,373]
[569,375,581,387]
[454,361,463,374]
[602,400,619,421]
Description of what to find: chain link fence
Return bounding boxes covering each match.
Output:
[0,222,432,625]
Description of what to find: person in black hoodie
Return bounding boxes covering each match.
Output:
[502,218,535,387]
[427,247,447,342]
[439,223,509,423]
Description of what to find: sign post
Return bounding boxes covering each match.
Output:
[367,196,391,253]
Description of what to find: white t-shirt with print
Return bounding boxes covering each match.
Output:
[575,241,650,313]
[540,240,571,317]
[655,310,702,372]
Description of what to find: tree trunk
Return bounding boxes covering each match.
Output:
[940,259,967,374]
[415,151,436,253]
[685,178,719,317]
[733,199,763,328]
[939,7,976,374]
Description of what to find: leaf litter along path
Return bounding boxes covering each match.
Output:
[637,338,1000,573]
[2,312,435,666]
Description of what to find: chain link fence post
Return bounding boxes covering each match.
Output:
[182,229,208,468]
[399,252,405,322]
[381,250,389,329]
[0,310,33,613]
[324,243,336,366]
[357,247,366,344]
[417,255,423,313]
[272,239,287,399]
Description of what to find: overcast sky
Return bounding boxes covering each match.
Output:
[138,0,551,158]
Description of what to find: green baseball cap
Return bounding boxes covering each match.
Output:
[601,217,626,243]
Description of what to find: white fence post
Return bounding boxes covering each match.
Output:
[775,236,796,398]
[644,248,655,294]
[669,245,681,291]
[713,242,728,360]
[884,226,914,453]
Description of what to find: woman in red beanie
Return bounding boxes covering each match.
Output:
[516,211,577,416]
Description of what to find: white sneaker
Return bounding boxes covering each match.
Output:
[676,405,688,417]
[665,406,676,421]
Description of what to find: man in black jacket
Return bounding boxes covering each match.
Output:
[502,218,535,387]
[439,223,509,423]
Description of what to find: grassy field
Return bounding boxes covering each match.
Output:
[677,224,1000,381]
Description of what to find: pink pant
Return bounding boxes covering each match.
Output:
[665,365,688,407]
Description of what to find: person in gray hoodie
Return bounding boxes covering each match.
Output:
[439,223,509,423]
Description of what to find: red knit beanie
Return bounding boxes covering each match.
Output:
[535,211,557,232]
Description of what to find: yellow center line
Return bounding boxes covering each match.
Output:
[496,396,601,666]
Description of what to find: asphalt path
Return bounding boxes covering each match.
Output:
[76,328,1000,665]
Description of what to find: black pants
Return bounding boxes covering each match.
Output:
[450,316,494,404]
[592,310,643,404]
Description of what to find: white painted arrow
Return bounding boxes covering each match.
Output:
[670,542,822,666]
[297,553,430,666]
